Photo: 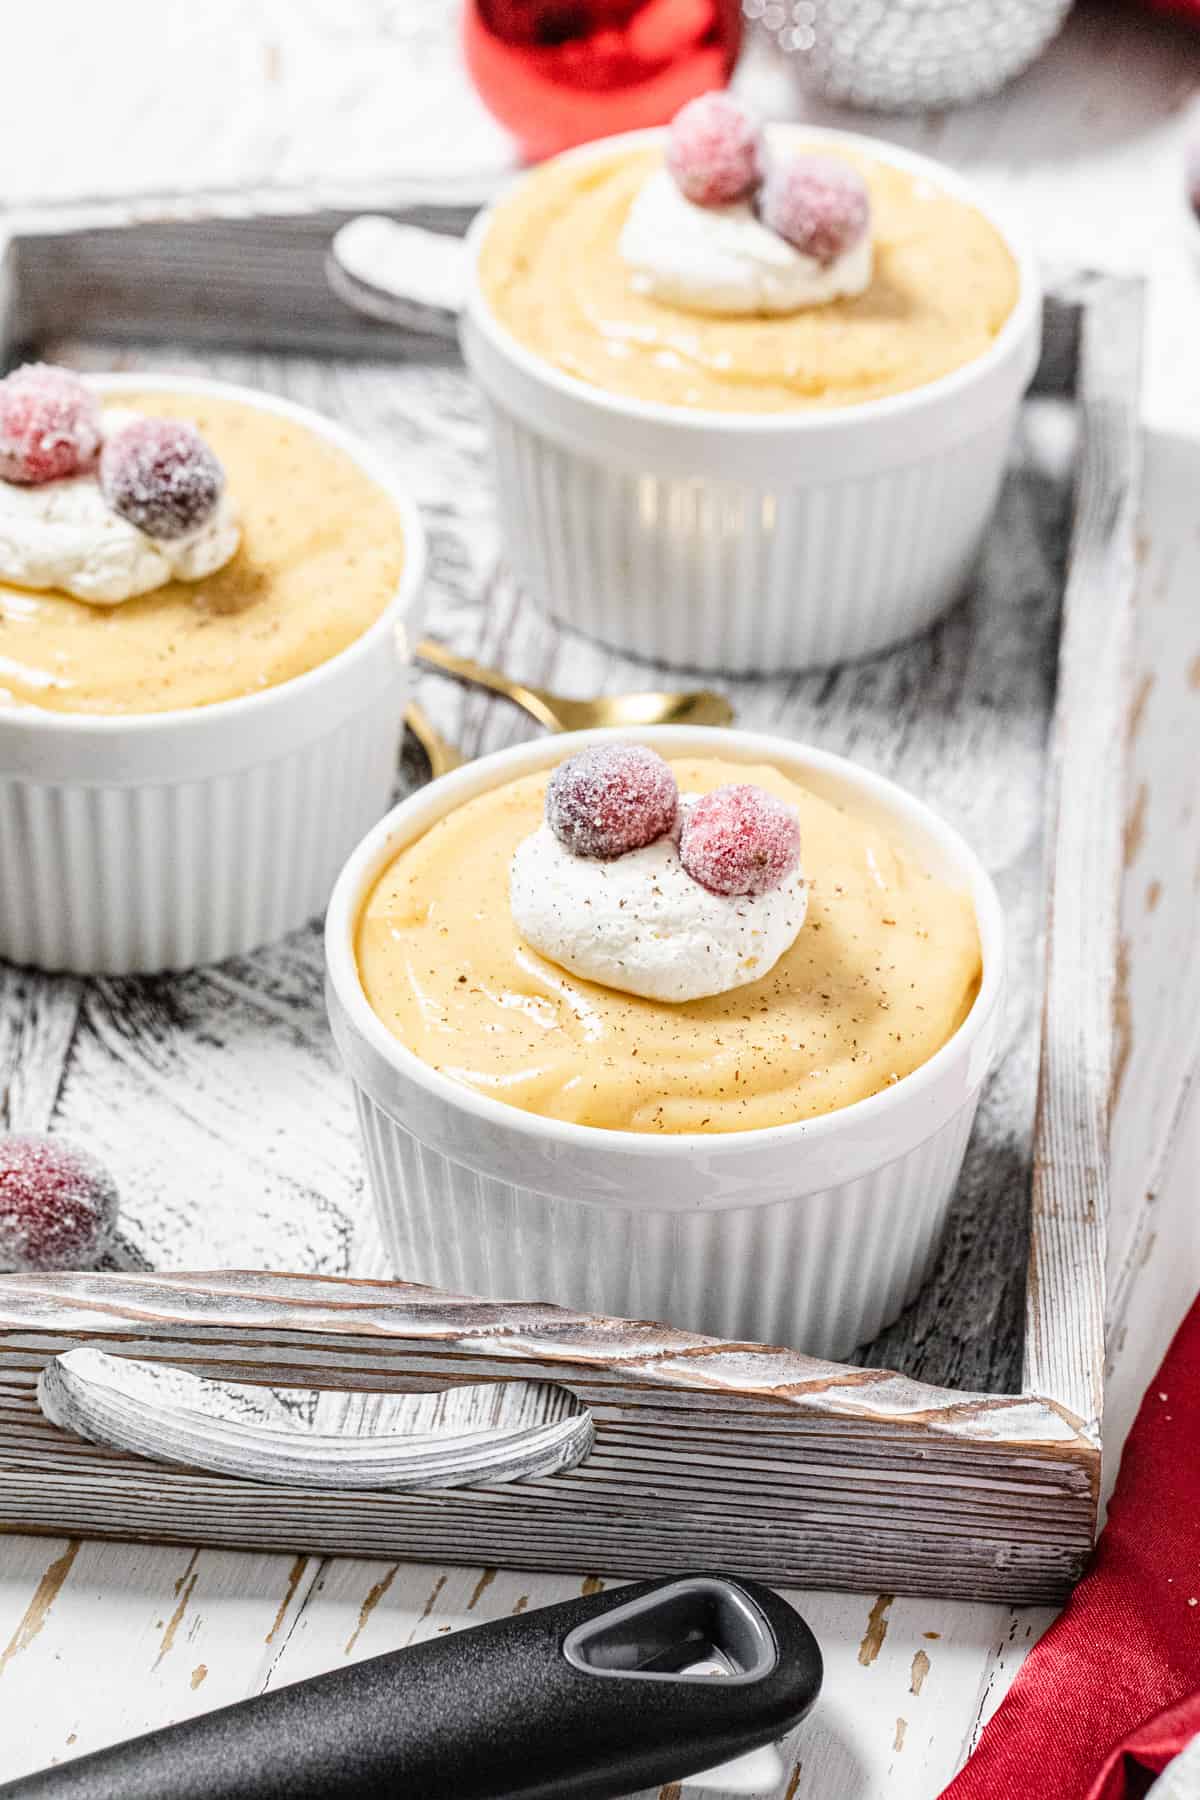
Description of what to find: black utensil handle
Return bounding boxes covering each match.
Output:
[0,1574,822,1800]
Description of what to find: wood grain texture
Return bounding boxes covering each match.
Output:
[0,320,1069,1390]
[0,239,19,378]
[5,207,473,362]
[0,1530,1061,1800]
[0,426,1174,1788]
[37,1347,595,1490]
[0,1269,1096,1603]
[1022,276,1143,1432]
[0,266,1150,1603]
[1107,428,1200,1339]
[1,9,1197,1791]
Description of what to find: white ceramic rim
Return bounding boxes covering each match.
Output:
[0,372,427,741]
[462,123,1042,438]
[325,724,1005,1165]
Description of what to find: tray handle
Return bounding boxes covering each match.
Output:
[327,215,466,337]
[37,1348,594,1491]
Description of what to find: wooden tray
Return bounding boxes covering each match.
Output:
[0,199,1161,1604]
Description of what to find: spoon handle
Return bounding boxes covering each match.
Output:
[415,638,560,730]
[404,702,464,779]
[327,217,468,339]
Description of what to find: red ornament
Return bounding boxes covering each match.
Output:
[462,0,744,164]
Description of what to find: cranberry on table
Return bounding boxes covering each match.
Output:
[546,743,679,859]
[0,363,103,486]
[666,91,763,207]
[0,1134,120,1273]
[758,153,870,264]
[100,417,225,540]
[679,784,801,896]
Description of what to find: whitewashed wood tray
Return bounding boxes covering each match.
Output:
[0,200,1188,1606]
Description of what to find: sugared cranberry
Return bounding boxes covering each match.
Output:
[0,1134,119,1273]
[666,92,763,208]
[0,364,102,486]
[546,744,679,860]
[758,153,870,265]
[100,417,224,540]
[679,785,801,896]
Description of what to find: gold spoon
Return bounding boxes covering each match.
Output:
[416,639,734,733]
[404,702,464,780]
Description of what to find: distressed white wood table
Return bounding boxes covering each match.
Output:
[2,3,1200,1795]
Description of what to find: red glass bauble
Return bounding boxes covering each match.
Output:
[463,0,744,163]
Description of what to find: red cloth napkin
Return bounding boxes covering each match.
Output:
[941,1295,1200,1800]
[1138,1,1200,21]
[1087,1690,1200,1799]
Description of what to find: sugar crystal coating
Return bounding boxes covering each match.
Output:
[679,783,801,896]
[666,92,764,208]
[0,1134,120,1273]
[546,744,679,860]
[758,153,870,265]
[0,364,102,486]
[100,416,224,540]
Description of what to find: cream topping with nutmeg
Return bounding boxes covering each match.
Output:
[0,409,239,604]
[510,804,809,1004]
[620,168,873,317]
[480,144,1020,413]
[510,747,809,1003]
[0,390,407,716]
[356,756,983,1135]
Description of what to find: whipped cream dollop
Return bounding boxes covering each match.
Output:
[619,168,872,318]
[0,409,239,604]
[511,801,808,1004]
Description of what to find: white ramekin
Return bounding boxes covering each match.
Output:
[461,127,1042,675]
[0,375,426,976]
[326,726,1004,1360]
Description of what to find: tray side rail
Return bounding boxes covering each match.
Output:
[0,1270,1098,1603]
[1022,274,1143,1436]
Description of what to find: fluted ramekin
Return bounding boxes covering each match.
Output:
[461,128,1041,675]
[326,726,1004,1359]
[0,375,426,976]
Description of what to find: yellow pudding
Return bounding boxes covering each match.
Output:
[0,390,406,715]
[479,144,1020,413]
[356,757,982,1135]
